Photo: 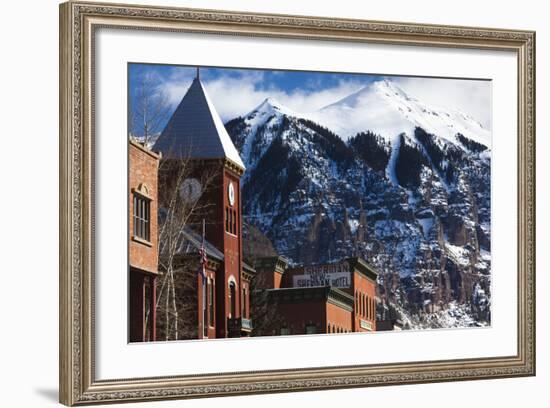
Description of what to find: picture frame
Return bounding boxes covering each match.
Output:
[59,1,536,405]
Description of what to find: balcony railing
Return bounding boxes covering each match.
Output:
[241,318,253,331]
[227,317,253,336]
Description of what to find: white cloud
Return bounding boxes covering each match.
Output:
[155,70,366,122]
[393,76,492,130]
[152,69,491,130]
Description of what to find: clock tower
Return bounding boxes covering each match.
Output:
[153,70,247,338]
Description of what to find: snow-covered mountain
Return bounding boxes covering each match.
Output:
[225,79,491,329]
[232,97,303,183]
[311,79,490,147]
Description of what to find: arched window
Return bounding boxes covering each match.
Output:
[368,297,372,320]
[242,287,246,318]
[368,296,372,319]
[368,297,371,320]
[229,281,236,318]
[372,298,376,320]
[133,192,151,242]
[208,278,214,326]
[225,207,229,232]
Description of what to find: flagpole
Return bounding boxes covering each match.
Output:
[202,218,205,247]
[201,218,206,337]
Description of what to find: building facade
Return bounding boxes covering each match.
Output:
[264,286,354,335]
[130,70,386,342]
[254,257,378,336]
[128,140,160,342]
[153,72,252,340]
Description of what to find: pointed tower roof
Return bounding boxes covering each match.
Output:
[153,75,245,170]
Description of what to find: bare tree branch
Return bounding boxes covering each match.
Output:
[130,72,171,146]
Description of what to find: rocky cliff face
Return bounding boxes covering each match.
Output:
[226,80,491,329]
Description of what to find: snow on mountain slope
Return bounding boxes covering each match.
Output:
[309,79,491,148]
[232,97,299,179]
[246,96,299,119]
[224,79,492,330]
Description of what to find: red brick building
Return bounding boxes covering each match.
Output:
[152,71,253,339]
[254,256,288,290]
[128,140,160,342]
[132,69,382,341]
[254,257,378,335]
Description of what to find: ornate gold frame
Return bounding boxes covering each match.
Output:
[59,1,536,405]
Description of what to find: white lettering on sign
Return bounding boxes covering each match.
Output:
[303,261,350,275]
[292,261,351,288]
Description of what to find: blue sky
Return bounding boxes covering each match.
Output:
[129,63,383,107]
[128,63,491,136]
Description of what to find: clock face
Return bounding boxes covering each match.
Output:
[228,182,235,206]
[180,178,202,203]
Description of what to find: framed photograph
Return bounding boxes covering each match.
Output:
[59,1,536,405]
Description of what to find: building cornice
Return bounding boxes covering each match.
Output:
[242,262,257,281]
[326,287,354,312]
[129,263,159,276]
[347,257,379,282]
[223,158,245,177]
[256,256,289,274]
[129,139,161,160]
[266,286,354,312]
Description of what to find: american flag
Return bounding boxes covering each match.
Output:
[198,219,207,283]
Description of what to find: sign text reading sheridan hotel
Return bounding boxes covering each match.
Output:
[292,261,352,289]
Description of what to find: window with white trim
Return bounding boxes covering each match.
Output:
[133,194,150,242]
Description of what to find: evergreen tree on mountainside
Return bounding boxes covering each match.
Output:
[348,131,391,172]
[221,82,492,330]
[395,134,429,188]
[456,133,488,153]
[297,118,354,166]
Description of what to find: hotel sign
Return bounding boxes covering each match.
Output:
[293,261,351,288]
